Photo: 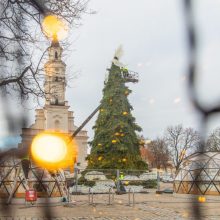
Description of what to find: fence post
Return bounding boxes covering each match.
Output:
[108,187,114,205]
[132,189,135,206]
[128,188,135,207]
[128,188,131,206]
[88,187,94,205]
[74,167,78,194]
[116,169,120,193]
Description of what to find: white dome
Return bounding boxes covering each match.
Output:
[174,152,220,195]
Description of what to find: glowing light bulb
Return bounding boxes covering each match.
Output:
[31,131,77,170]
[198,196,206,203]
[42,15,69,40]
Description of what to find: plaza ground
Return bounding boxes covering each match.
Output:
[1,192,220,220]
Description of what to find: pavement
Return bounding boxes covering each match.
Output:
[1,193,220,220]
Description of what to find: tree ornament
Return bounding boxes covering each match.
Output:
[112,140,117,144]
[139,140,145,145]
[124,181,129,185]
[98,156,103,161]
[115,132,120,136]
[124,90,129,96]
[122,111,128,116]
[120,133,125,137]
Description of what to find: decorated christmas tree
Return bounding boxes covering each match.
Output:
[87,47,147,170]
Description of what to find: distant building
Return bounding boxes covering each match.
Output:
[19,37,88,169]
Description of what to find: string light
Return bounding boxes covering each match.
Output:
[98,156,103,161]
[100,108,104,112]
[122,158,127,162]
[112,140,117,144]
[98,143,102,147]
[115,132,120,136]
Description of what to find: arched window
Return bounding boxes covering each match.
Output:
[55,51,58,59]
[54,120,60,130]
[55,98,58,105]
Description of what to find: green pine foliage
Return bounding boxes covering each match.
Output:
[87,61,147,170]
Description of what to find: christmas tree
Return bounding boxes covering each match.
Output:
[87,47,147,170]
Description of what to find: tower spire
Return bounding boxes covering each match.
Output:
[44,33,66,106]
[51,34,60,47]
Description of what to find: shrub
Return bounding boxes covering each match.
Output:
[122,180,157,189]
[78,175,96,187]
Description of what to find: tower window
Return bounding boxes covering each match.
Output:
[55,51,58,59]
[55,98,58,105]
[54,120,60,130]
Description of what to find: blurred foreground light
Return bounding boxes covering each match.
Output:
[42,15,69,40]
[198,196,206,203]
[31,131,77,170]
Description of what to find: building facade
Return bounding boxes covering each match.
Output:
[19,37,88,169]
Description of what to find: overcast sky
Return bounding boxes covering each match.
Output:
[1,0,220,148]
[65,0,220,140]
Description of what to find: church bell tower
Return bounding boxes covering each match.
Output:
[19,35,89,168]
[44,35,66,106]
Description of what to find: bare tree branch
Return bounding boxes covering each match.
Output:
[147,138,170,170]
[206,127,220,151]
[165,124,200,171]
[0,0,89,100]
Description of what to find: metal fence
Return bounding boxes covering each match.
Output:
[69,168,173,195]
